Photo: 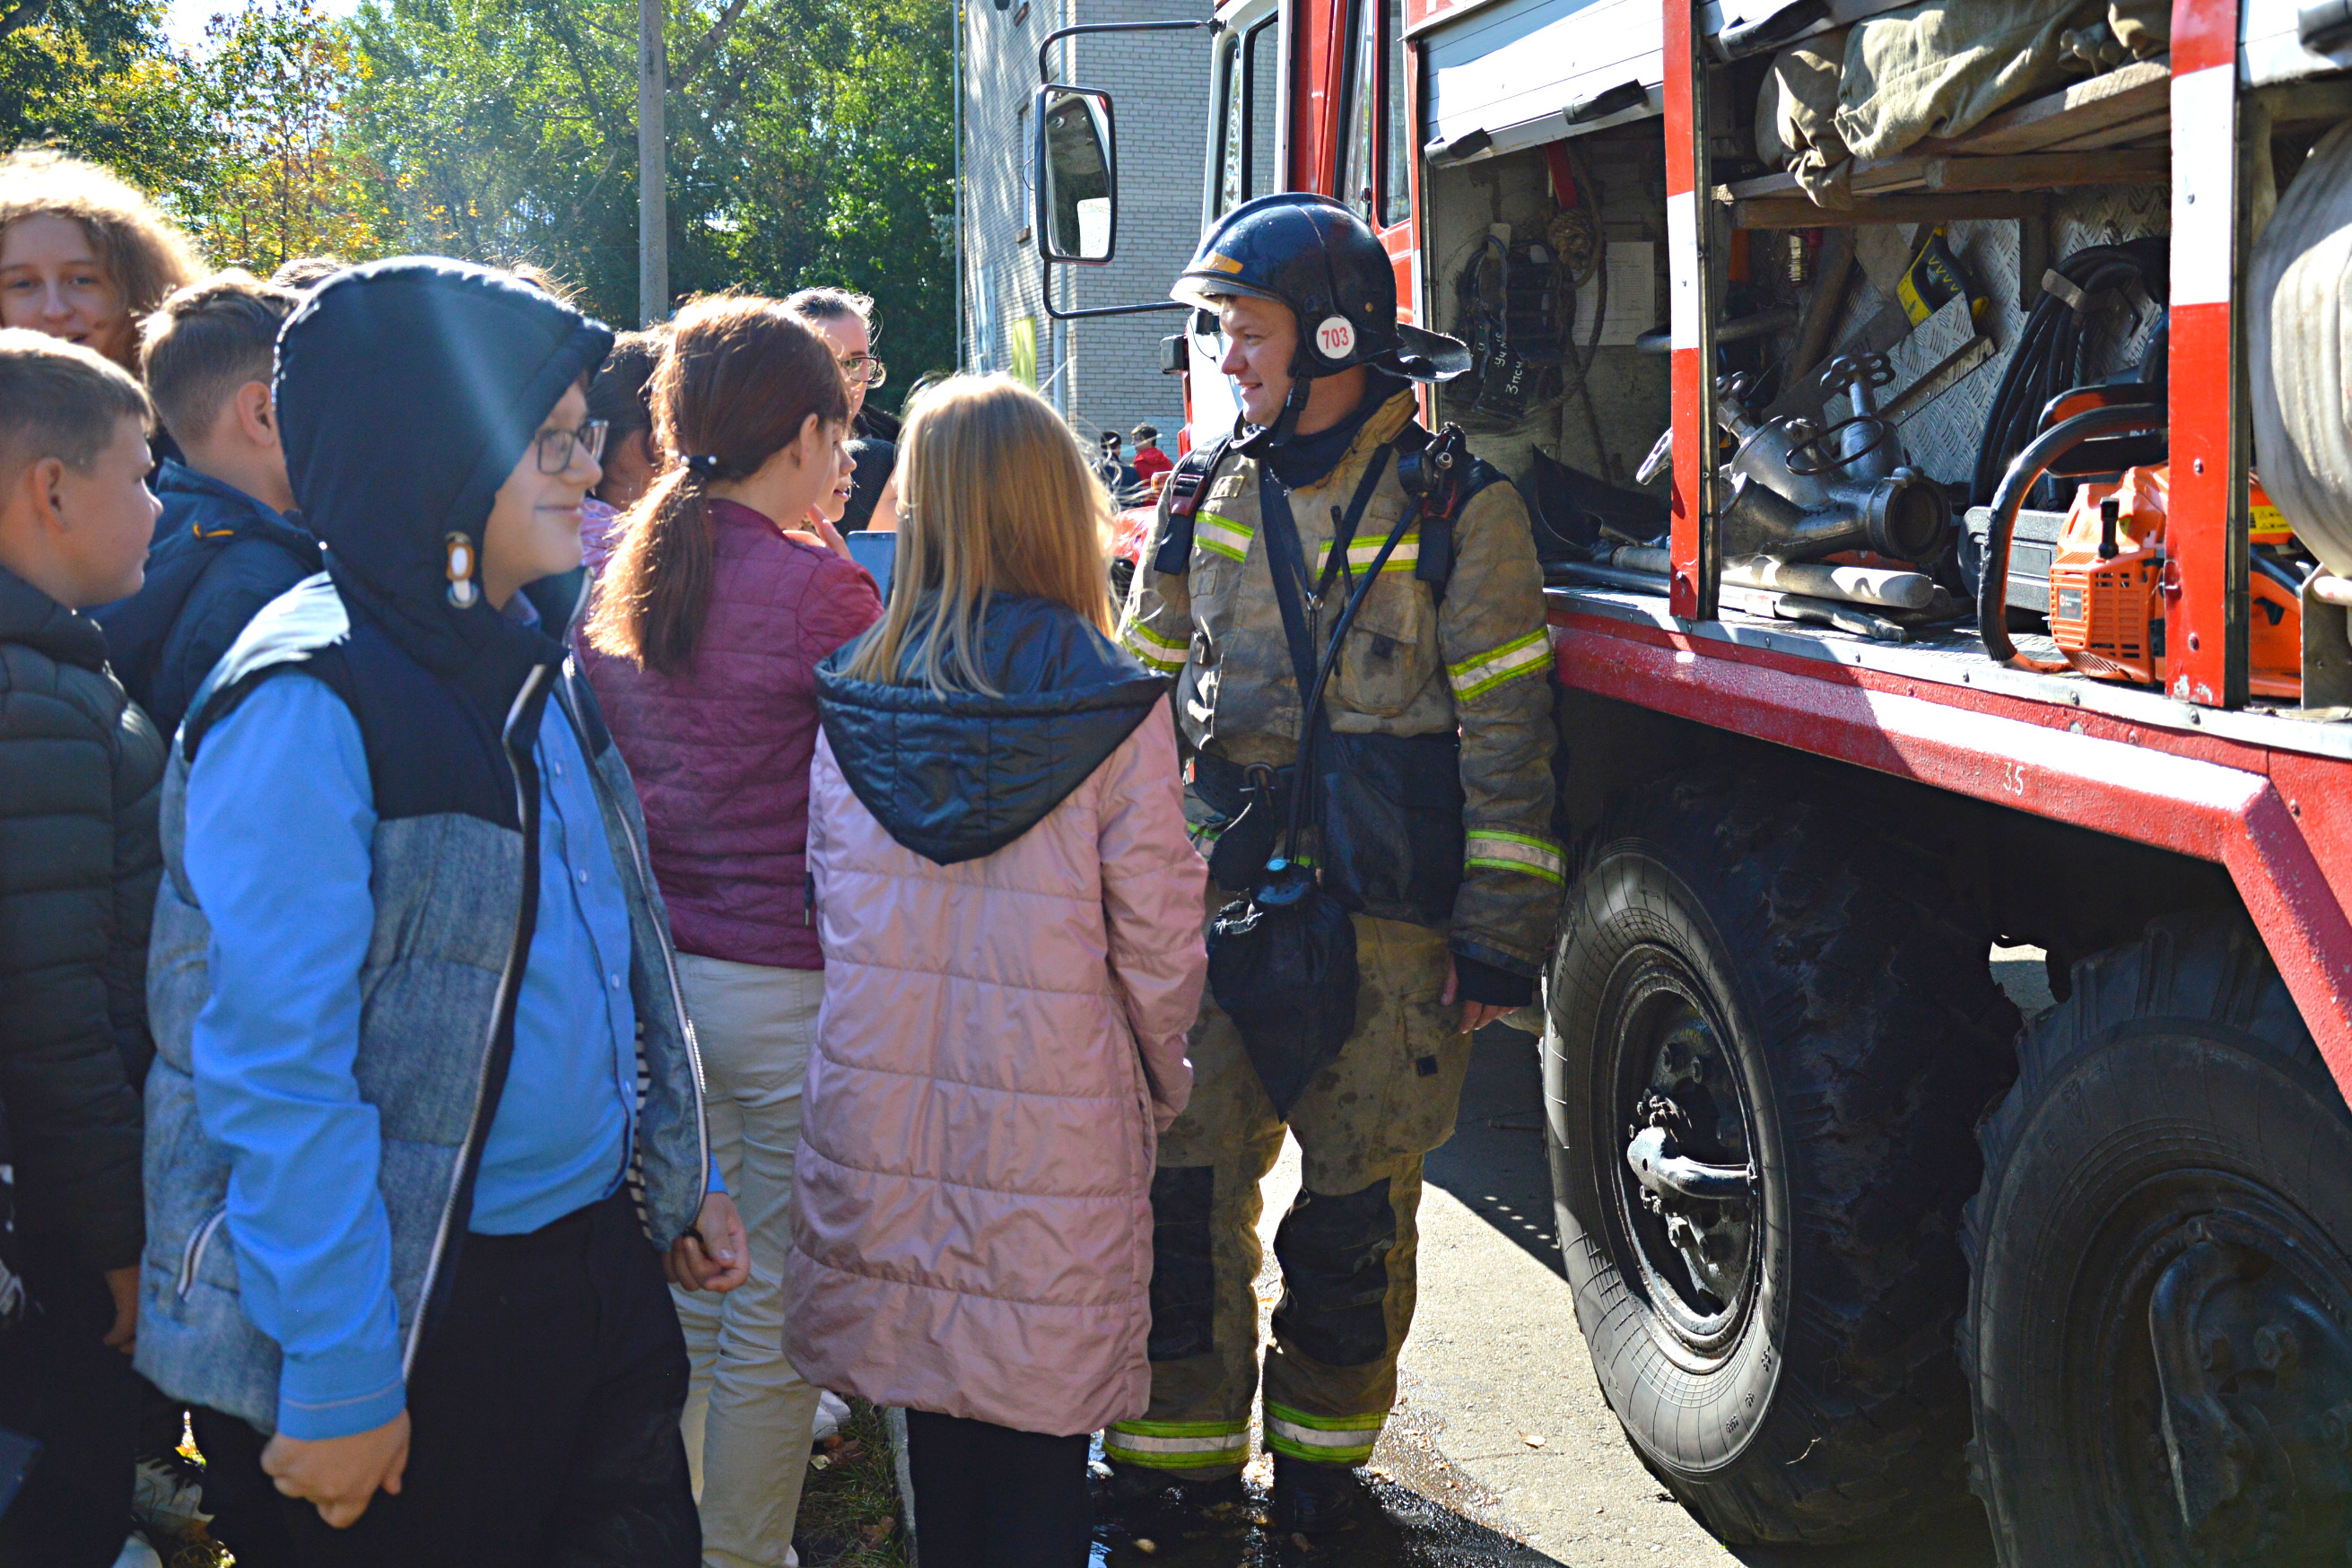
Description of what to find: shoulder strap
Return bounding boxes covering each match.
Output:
[1311,444,1397,605]
[1150,435,1237,576]
[1256,471,1321,702]
[1259,470,1424,859]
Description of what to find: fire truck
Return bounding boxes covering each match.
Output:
[1032,2,2352,1560]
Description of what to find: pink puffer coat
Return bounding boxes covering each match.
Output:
[783,597,1207,1436]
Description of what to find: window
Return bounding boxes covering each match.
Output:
[1339,0,1376,221]
[1215,15,1281,215]
[1381,0,1410,226]
[1250,20,1279,200]
[1340,0,1410,227]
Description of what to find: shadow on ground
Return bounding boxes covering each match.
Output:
[1087,1469,1567,1566]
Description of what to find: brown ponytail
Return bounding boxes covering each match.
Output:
[585,295,850,674]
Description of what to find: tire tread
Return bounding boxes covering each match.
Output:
[1554,767,2021,1544]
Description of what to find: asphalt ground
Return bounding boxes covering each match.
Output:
[1088,948,2057,1566]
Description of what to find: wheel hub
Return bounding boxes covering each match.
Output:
[1605,969,1758,1351]
[2083,1198,2352,1566]
[2137,1216,2352,1564]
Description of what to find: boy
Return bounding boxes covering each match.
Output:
[0,328,167,1565]
[135,260,743,1564]
[1129,422,1172,483]
[95,270,317,736]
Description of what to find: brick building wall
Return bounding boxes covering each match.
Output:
[961,0,1214,447]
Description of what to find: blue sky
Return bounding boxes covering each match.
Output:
[164,0,363,49]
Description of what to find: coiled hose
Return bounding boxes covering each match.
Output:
[1971,240,2169,507]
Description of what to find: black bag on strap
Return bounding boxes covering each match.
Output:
[1205,467,1420,1118]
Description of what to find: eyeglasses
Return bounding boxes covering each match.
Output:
[838,354,888,388]
[535,418,609,475]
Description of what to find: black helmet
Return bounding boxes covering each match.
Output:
[1174,193,1468,382]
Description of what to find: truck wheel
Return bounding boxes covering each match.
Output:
[1961,912,2352,1565]
[1545,768,2017,1543]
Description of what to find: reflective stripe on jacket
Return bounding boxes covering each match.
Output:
[1117,390,1562,974]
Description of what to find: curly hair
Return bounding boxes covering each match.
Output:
[0,150,205,357]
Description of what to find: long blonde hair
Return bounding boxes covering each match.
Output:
[842,374,1111,694]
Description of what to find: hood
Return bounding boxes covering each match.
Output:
[0,564,104,672]
[275,257,614,712]
[815,596,1169,866]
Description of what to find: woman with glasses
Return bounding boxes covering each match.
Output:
[785,288,900,533]
[582,295,881,1568]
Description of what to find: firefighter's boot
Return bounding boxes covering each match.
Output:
[1095,1458,1243,1524]
[1273,1452,1366,1535]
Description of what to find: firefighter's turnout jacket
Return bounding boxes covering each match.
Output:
[1118,387,1561,975]
[1108,389,1561,1477]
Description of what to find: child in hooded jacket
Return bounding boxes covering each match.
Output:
[786,374,1208,1568]
[136,259,742,1565]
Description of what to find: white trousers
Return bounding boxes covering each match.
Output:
[674,954,825,1568]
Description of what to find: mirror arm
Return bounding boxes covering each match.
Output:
[1042,295,1192,322]
[1033,17,1217,82]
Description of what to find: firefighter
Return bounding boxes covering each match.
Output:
[1109,193,1562,1534]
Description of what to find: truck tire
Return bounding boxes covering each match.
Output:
[1960,912,2352,1566]
[1544,768,2017,1543]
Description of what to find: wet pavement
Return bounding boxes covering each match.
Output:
[1086,949,2056,1567]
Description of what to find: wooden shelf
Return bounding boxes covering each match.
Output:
[1717,57,2172,224]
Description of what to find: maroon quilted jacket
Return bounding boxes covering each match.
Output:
[582,497,884,968]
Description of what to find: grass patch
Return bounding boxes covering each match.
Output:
[794,1398,910,1567]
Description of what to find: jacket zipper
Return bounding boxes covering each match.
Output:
[177,1203,230,1300]
[553,681,711,1206]
[404,660,552,1375]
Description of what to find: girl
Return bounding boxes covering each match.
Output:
[580,326,668,574]
[0,150,202,370]
[787,375,1208,1567]
[582,295,879,1568]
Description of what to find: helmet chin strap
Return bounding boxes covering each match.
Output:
[1234,345,1317,457]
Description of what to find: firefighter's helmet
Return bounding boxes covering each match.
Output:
[1174,194,1468,382]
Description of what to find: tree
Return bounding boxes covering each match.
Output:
[180,0,393,274]
[346,0,954,408]
[0,0,210,205]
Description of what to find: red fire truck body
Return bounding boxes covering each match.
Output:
[1043,1,2352,1557]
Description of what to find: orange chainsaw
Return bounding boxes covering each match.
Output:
[2045,463,2304,699]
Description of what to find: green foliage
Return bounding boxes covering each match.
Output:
[180,0,395,274]
[6,0,955,407]
[346,0,955,409]
[0,1,211,206]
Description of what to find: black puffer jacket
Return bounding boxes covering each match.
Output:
[92,461,320,737]
[0,565,164,1271]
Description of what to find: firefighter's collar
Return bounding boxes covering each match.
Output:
[1262,376,1415,491]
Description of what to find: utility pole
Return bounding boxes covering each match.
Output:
[637,0,668,327]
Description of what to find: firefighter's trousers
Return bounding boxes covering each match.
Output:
[1107,897,1473,1477]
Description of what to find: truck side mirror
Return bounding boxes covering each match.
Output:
[1035,85,1117,265]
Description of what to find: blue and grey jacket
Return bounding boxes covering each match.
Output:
[133,258,709,1433]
